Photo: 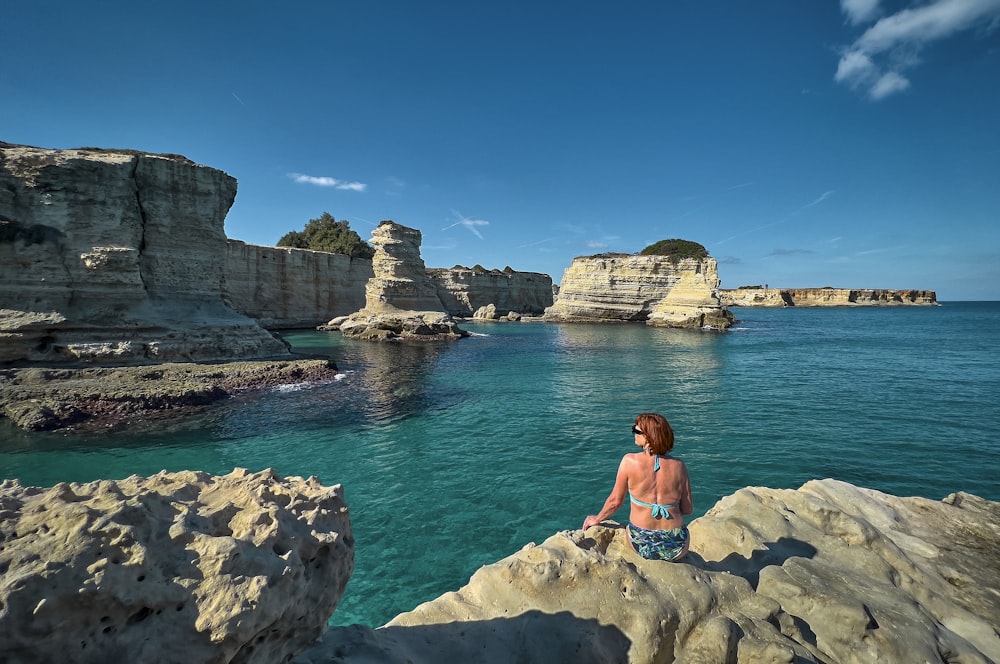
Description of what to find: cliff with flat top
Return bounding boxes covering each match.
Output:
[543,253,735,329]
[0,143,289,364]
[720,287,938,307]
[427,267,553,317]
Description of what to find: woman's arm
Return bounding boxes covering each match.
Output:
[582,456,630,529]
[679,462,694,516]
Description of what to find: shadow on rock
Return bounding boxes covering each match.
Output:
[685,536,818,589]
[294,610,632,664]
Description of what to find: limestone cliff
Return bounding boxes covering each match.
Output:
[338,222,467,340]
[0,143,289,364]
[0,468,353,664]
[720,287,939,307]
[297,479,1000,664]
[543,254,735,329]
[223,241,373,328]
[427,267,553,317]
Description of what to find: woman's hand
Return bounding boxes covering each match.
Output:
[582,515,600,530]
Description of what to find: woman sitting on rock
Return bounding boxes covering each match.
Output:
[583,412,693,561]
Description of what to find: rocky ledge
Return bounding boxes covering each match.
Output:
[0,358,340,431]
[299,479,999,664]
[0,468,353,664]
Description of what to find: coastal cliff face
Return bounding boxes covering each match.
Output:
[338,222,467,340]
[299,479,1000,664]
[0,468,353,664]
[0,143,288,364]
[223,241,373,328]
[720,287,939,307]
[427,268,553,317]
[543,254,735,329]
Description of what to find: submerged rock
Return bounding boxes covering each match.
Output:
[297,479,999,664]
[0,468,353,664]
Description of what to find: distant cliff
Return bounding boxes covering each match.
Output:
[0,143,289,364]
[224,241,373,329]
[720,287,939,307]
[427,267,553,317]
[543,253,735,329]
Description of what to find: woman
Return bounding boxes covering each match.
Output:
[582,412,693,561]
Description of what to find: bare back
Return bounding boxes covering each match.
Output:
[624,452,693,530]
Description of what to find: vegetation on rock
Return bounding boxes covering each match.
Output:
[639,239,708,260]
[277,213,374,258]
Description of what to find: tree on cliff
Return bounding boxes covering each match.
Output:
[277,213,375,258]
[640,239,708,261]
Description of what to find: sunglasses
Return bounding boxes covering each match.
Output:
[631,425,644,435]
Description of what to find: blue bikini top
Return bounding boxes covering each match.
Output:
[629,454,677,519]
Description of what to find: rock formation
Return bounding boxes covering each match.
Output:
[0,468,353,664]
[223,240,373,328]
[0,143,289,364]
[296,479,999,664]
[543,254,735,329]
[336,222,468,340]
[720,287,939,307]
[427,267,553,317]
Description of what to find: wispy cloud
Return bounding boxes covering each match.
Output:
[717,190,836,245]
[768,248,816,257]
[835,0,1000,100]
[288,173,367,191]
[841,0,882,25]
[443,210,489,239]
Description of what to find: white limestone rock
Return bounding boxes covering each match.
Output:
[428,267,553,317]
[0,468,353,664]
[543,254,735,329]
[0,143,289,364]
[296,479,999,664]
[339,222,467,340]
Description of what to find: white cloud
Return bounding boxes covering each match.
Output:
[288,173,367,191]
[835,0,1000,99]
[870,71,912,98]
[586,241,609,249]
[443,211,490,239]
[842,0,881,25]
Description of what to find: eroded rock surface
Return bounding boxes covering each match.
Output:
[337,222,467,340]
[297,479,999,664]
[0,468,353,664]
[0,143,288,364]
[544,254,735,329]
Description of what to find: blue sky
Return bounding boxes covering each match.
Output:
[4,1,999,300]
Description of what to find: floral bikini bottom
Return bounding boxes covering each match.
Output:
[627,522,690,561]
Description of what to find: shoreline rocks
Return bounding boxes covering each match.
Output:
[297,479,999,664]
[0,468,353,664]
[0,358,340,431]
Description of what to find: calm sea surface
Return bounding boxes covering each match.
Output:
[2,302,998,626]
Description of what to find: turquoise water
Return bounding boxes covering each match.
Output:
[2,302,998,627]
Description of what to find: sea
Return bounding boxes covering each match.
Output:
[2,302,998,627]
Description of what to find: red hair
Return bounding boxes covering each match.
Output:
[635,412,674,455]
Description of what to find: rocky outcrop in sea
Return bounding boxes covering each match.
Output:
[0,468,353,664]
[544,253,736,329]
[720,287,939,307]
[334,222,469,340]
[427,266,553,318]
